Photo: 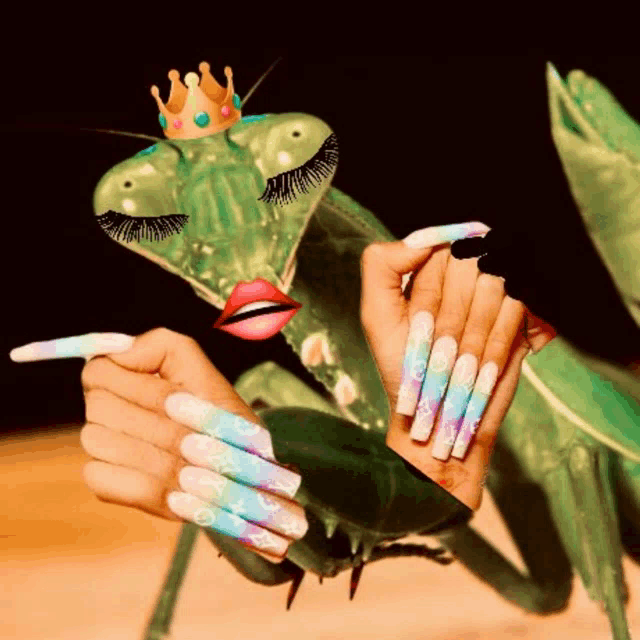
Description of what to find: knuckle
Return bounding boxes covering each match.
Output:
[79,423,103,457]
[459,330,486,358]
[485,332,512,359]
[435,311,463,337]
[80,357,105,389]
[360,242,385,267]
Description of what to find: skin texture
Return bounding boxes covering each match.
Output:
[359,241,556,510]
[79,327,306,563]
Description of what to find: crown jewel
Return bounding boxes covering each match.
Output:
[151,62,242,139]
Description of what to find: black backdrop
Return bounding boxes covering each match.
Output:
[1,50,638,435]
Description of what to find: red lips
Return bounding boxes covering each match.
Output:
[213,278,302,340]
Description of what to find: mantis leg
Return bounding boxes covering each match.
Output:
[436,457,573,615]
[233,360,342,416]
[142,362,331,640]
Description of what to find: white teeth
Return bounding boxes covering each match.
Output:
[228,300,281,318]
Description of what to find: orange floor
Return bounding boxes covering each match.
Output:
[4,425,640,640]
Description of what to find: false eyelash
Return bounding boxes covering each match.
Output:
[258,133,339,206]
[95,210,189,243]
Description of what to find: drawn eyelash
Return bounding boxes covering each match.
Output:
[95,210,189,243]
[258,133,339,205]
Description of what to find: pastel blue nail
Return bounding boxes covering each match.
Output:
[179,467,308,539]
[410,336,458,441]
[167,491,288,555]
[165,392,275,460]
[396,311,434,416]
[9,333,134,362]
[451,362,499,459]
[180,434,301,499]
[402,222,490,250]
[431,354,478,460]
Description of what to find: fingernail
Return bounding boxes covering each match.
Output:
[9,332,134,362]
[431,354,478,460]
[166,491,289,555]
[396,311,434,415]
[179,466,308,539]
[451,362,499,459]
[410,336,458,441]
[166,392,275,461]
[180,434,301,499]
[402,222,490,250]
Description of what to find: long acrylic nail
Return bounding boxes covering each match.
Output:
[179,466,308,539]
[431,354,478,460]
[410,336,458,441]
[9,333,134,362]
[451,362,499,459]
[396,311,434,416]
[166,392,275,461]
[180,433,301,499]
[402,222,490,250]
[167,491,289,556]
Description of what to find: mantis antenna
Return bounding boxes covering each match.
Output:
[241,56,283,109]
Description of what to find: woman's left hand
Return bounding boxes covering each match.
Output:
[360,223,556,511]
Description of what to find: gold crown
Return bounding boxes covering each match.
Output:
[151,62,242,139]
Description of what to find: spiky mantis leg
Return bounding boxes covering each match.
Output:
[439,428,631,640]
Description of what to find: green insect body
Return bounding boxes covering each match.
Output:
[94,69,640,640]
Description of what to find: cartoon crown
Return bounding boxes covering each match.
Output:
[151,62,242,139]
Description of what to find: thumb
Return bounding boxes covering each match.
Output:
[360,222,490,330]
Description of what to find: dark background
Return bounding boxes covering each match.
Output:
[1,50,639,435]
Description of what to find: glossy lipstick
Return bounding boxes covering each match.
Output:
[213,278,302,340]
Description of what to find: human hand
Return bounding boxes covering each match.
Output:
[10,329,308,562]
[360,223,556,510]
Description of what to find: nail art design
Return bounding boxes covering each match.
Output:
[402,222,490,250]
[410,336,458,441]
[431,354,478,460]
[179,466,308,539]
[451,362,499,459]
[167,491,289,556]
[165,392,275,461]
[9,332,135,362]
[396,311,434,416]
[180,433,301,499]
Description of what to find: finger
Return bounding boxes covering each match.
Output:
[82,350,271,459]
[360,222,490,338]
[451,296,526,459]
[80,422,184,484]
[180,433,301,500]
[178,466,308,540]
[410,257,480,441]
[83,459,181,520]
[102,328,263,431]
[167,491,290,558]
[9,333,134,362]
[85,388,192,456]
[430,274,506,460]
[395,249,449,415]
[83,460,285,564]
[524,309,557,353]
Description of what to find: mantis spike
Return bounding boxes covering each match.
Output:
[218,552,223,558]
[286,569,305,611]
[318,575,323,585]
[324,517,339,539]
[361,538,377,563]
[349,563,365,600]
[348,531,362,556]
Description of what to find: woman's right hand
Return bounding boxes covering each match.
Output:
[12,328,308,563]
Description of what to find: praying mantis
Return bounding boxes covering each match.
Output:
[13,59,640,639]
